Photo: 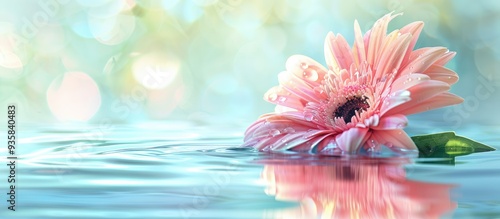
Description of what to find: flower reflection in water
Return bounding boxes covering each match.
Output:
[261,157,456,219]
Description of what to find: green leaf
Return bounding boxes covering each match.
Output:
[411,132,495,158]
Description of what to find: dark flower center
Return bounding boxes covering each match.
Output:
[334,96,369,123]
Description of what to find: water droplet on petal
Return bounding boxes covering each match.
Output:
[278,96,287,103]
[304,112,314,121]
[300,62,309,69]
[303,129,317,139]
[269,129,281,137]
[417,77,421,80]
[267,93,278,101]
[283,127,295,133]
[302,69,318,81]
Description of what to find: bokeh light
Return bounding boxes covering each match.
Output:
[46,72,101,122]
[132,53,180,90]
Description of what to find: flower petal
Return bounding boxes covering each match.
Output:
[335,127,370,153]
[384,80,451,116]
[399,21,424,67]
[364,114,380,127]
[433,51,456,66]
[286,55,328,87]
[372,114,408,130]
[249,131,301,151]
[423,65,459,85]
[393,92,463,115]
[380,90,411,115]
[374,33,412,83]
[244,113,316,142]
[390,73,431,92]
[278,71,328,103]
[367,13,400,67]
[274,105,297,113]
[371,129,417,150]
[315,135,342,153]
[352,20,367,67]
[324,32,354,71]
[400,47,448,76]
[264,86,306,111]
[290,132,335,152]
[243,113,333,151]
[249,136,275,150]
[270,132,312,151]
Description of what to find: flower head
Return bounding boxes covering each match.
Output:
[243,13,463,154]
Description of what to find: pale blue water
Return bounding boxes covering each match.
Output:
[1,121,500,219]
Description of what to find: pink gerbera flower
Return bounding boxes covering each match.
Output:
[243,13,463,154]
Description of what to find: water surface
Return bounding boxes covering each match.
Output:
[2,122,499,219]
